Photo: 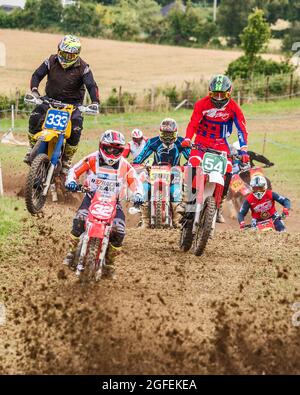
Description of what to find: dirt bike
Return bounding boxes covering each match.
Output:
[179,145,230,256]
[71,185,140,283]
[229,162,272,213]
[243,213,286,233]
[24,93,98,214]
[145,163,183,229]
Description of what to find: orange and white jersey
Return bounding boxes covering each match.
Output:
[66,151,143,200]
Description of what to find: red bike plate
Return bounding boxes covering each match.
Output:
[256,218,274,232]
[89,201,114,220]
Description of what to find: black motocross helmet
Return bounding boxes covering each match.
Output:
[209,74,232,109]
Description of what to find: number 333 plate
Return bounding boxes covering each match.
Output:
[45,109,70,132]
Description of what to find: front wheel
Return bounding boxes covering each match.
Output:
[25,153,49,214]
[80,238,102,283]
[193,196,216,256]
[179,217,194,252]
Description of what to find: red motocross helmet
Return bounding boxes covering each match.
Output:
[99,130,126,166]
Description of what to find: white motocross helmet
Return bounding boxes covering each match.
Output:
[99,130,126,166]
[250,175,267,200]
[131,128,143,144]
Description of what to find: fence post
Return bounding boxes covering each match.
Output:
[262,131,267,155]
[15,89,20,115]
[118,86,122,113]
[0,160,3,196]
[150,86,155,112]
[185,81,191,108]
[265,76,269,102]
[11,104,15,131]
[237,91,241,106]
[289,73,294,99]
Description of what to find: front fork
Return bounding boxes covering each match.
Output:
[42,133,65,197]
[76,223,112,281]
[193,182,222,234]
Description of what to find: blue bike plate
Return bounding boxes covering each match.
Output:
[45,109,70,132]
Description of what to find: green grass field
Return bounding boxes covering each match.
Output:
[1,97,300,200]
[0,196,27,243]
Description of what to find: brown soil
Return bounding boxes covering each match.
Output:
[0,199,300,374]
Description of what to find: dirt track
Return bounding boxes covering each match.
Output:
[1,200,300,374]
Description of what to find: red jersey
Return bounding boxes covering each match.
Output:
[246,190,276,220]
[186,96,248,154]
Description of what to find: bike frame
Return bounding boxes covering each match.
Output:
[77,192,117,280]
[33,104,74,197]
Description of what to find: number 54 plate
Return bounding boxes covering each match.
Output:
[45,109,70,132]
[202,152,227,175]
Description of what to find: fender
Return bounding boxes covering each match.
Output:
[34,130,59,142]
[88,222,107,238]
[208,171,224,186]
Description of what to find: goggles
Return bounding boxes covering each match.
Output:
[58,50,78,62]
[252,186,266,193]
[209,91,231,100]
[102,145,124,156]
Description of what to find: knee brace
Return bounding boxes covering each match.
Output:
[71,217,85,237]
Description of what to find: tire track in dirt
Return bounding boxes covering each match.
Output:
[1,204,300,374]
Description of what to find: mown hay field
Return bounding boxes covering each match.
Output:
[0,29,284,98]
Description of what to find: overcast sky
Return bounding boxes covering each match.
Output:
[0,0,25,8]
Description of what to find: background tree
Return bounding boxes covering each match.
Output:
[111,0,141,41]
[135,0,164,41]
[241,8,271,66]
[38,0,63,29]
[217,0,256,46]
[164,0,216,46]
[62,2,102,37]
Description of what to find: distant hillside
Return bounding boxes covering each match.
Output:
[0,29,283,98]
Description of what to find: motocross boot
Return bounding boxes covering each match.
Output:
[102,243,121,280]
[61,143,78,175]
[23,133,36,165]
[63,234,80,269]
[216,197,226,224]
[139,204,150,229]
[171,203,182,228]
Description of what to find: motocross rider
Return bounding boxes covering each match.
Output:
[122,129,148,160]
[181,75,250,223]
[24,35,100,173]
[64,130,144,277]
[133,118,190,228]
[238,175,291,232]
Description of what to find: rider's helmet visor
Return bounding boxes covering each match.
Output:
[209,91,231,101]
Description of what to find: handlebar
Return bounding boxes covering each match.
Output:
[24,93,99,115]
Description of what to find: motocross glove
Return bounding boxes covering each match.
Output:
[89,103,100,113]
[66,181,78,192]
[282,207,289,217]
[181,138,191,148]
[239,221,246,230]
[134,193,144,206]
[240,151,250,164]
[31,87,40,99]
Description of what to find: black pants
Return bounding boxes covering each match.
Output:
[28,103,83,146]
[72,194,126,247]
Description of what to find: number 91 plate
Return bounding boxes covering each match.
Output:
[45,109,70,132]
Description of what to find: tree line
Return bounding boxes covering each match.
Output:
[0,0,298,51]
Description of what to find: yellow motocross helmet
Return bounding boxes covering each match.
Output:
[57,35,81,69]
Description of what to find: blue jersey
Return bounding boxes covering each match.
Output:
[133,136,190,166]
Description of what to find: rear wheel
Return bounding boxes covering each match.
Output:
[193,196,216,256]
[25,153,49,214]
[80,238,101,283]
[154,192,163,229]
